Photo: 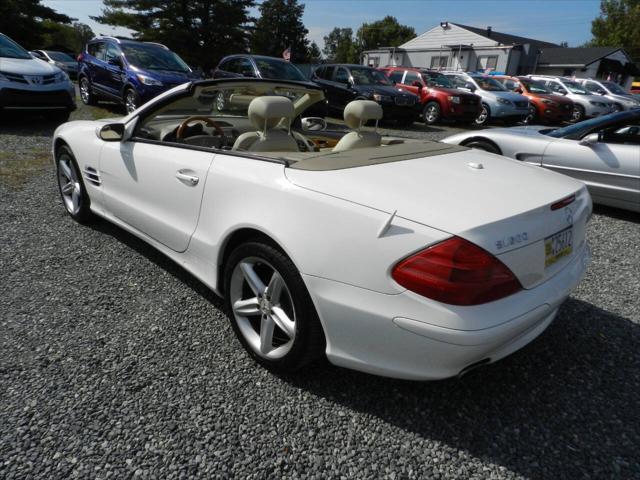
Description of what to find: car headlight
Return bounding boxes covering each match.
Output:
[541,99,558,106]
[137,74,163,86]
[372,93,392,103]
[448,95,461,104]
[54,71,69,83]
[497,98,513,106]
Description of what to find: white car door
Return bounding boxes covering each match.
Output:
[541,124,640,210]
[100,140,214,252]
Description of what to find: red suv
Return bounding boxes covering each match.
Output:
[380,67,482,124]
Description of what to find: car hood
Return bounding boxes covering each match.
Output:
[356,85,415,97]
[135,68,200,83]
[0,57,61,75]
[608,93,640,105]
[285,146,585,256]
[489,90,529,102]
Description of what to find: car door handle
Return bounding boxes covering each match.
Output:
[175,170,199,186]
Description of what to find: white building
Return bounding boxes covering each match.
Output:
[362,22,558,75]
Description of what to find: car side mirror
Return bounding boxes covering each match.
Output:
[98,123,125,141]
[301,117,327,132]
[411,80,422,88]
[514,87,523,94]
[579,132,600,146]
[464,82,476,92]
[108,57,122,68]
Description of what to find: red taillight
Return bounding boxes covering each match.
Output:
[551,194,575,210]
[392,237,522,306]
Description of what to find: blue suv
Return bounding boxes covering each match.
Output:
[78,37,201,113]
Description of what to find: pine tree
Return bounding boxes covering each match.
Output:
[0,0,72,49]
[250,0,310,62]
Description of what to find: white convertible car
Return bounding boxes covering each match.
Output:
[53,79,591,380]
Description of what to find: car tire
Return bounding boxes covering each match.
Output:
[78,77,97,106]
[462,139,501,154]
[422,101,441,125]
[55,145,94,223]
[124,88,140,114]
[571,104,585,123]
[525,106,538,125]
[475,103,491,126]
[224,241,325,373]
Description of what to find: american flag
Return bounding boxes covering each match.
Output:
[282,46,291,62]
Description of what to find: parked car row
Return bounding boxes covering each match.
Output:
[30,49,79,79]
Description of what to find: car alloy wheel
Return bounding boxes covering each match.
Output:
[229,256,297,359]
[571,105,584,123]
[79,78,92,105]
[423,102,441,125]
[55,146,93,223]
[475,104,489,125]
[525,106,537,124]
[125,89,138,114]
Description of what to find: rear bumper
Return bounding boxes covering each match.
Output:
[304,242,590,381]
[0,85,76,111]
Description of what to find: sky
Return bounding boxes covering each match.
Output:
[43,0,602,48]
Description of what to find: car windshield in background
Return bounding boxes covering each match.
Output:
[422,72,453,88]
[122,44,190,73]
[562,81,589,95]
[521,80,550,94]
[543,111,635,138]
[602,81,627,95]
[254,58,306,81]
[47,51,75,62]
[0,35,32,59]
[351,68,392,86]
[471,76,506,91]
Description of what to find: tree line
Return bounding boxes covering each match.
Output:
[0,0,636,70]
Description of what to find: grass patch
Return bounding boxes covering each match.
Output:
[0,149,52,189]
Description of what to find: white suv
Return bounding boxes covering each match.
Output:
[0,33,76,121]
[528,75,614,122]
[576,78,640,111]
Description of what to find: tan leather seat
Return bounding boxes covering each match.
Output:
[333,100,383,152]
[232,96,299,152]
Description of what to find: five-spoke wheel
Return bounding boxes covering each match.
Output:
[55,145,93,223]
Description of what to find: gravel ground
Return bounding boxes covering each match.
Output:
[1,99,639,479]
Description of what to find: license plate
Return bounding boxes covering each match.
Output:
[545,227,573,268]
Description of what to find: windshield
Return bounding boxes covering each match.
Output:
[470,76,506,92]
[0,35,31,59]
[351,67,392,86]
[47,51,75,62]
[421,71,453,88]
[543,111,635,138]
[254,58,306,81]
[601,81,627,95]
[122,44,190,73]
[562,80,589,95]
[521,79,550,94]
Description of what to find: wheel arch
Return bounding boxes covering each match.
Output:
[460,136,503,155]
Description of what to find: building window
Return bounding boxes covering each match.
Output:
[430,56,448,69]
[367,56,380,67]
[476,55,499,71]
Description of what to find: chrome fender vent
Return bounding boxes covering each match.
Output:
[82,166,101,186]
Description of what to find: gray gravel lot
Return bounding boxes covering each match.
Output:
[1,100,639,479]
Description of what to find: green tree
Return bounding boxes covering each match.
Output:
[251,0,311,62]
[0,0,72,49]
[356,16,415,51]
[308,41,322,63]
[92,0,255,70]
[589,0,640,60]
[322,28,359,63]
[41,21,95,53]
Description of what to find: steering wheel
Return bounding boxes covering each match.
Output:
[176,116,225,140]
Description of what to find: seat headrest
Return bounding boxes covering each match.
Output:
[248,96,295,130]
[343,100,383,129]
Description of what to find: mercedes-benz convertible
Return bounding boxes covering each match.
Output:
[52,79,591,380]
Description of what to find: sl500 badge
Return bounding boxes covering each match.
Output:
[496,232,528,250]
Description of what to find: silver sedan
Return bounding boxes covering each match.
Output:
[442,111,640,212]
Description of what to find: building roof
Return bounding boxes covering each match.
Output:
[451,23,559,48]
[538,47,623,66]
